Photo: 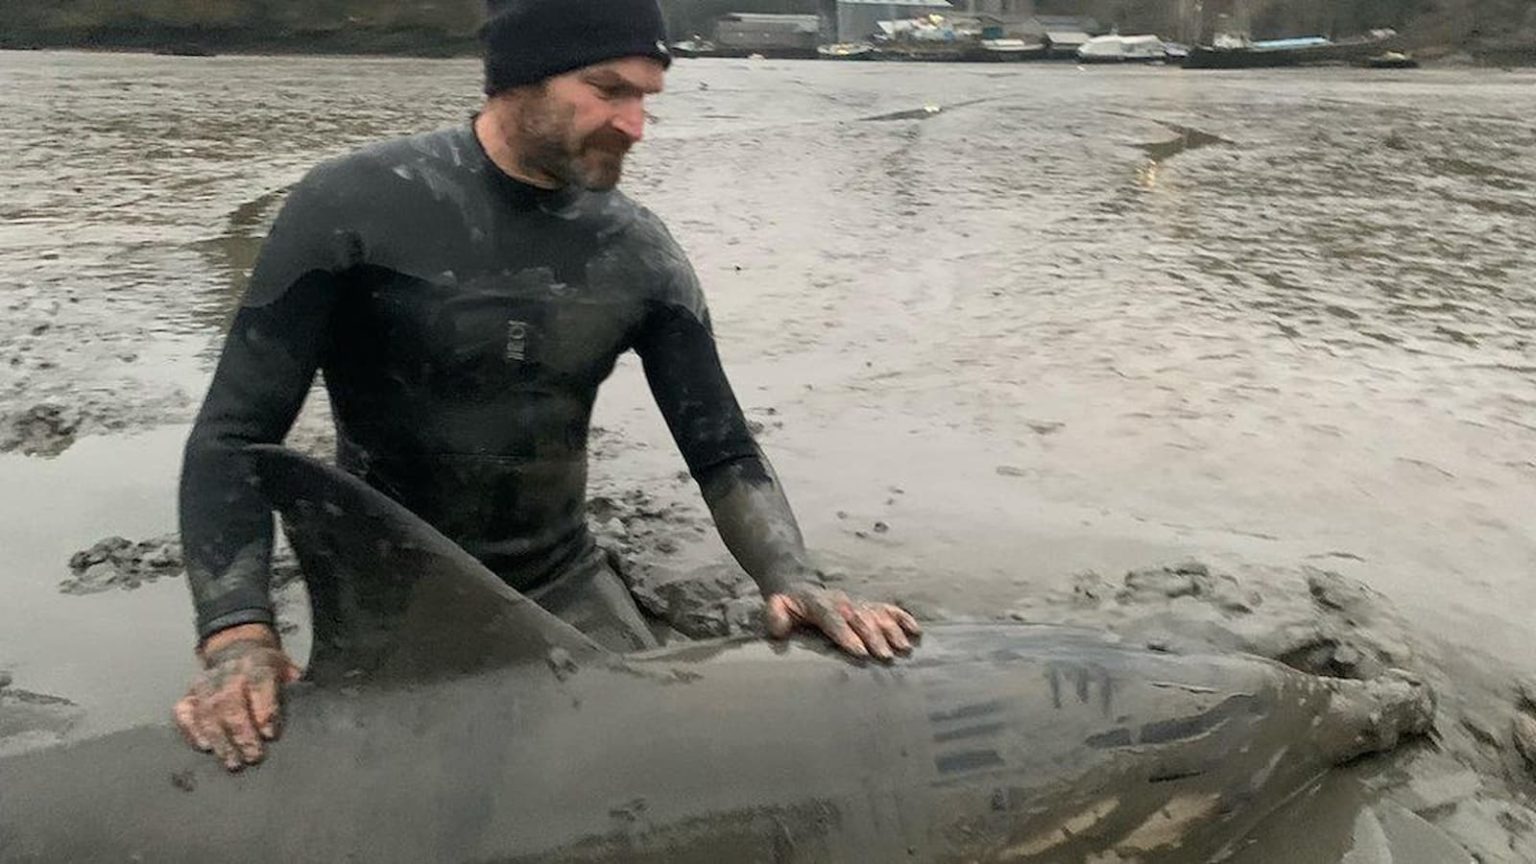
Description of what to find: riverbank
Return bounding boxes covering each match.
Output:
[0,26,476,58]
[3,26,1535,66]
[1,52,1533,857]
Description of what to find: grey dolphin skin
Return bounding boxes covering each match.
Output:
[0,447,1434,863]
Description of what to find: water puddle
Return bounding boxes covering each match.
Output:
[188,184,289,303]
[0,426,211,736]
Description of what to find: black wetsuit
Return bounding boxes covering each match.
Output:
[181,123,813,642]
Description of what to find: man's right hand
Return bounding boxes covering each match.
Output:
[172,623,301,771]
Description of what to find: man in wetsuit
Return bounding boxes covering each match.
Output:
[173,0,921,771]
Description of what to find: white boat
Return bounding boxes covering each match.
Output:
[817,42,876,60]
[1076,34,1170,63]
[978,38,1047,61]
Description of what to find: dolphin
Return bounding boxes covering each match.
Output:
[0,446,1435,863]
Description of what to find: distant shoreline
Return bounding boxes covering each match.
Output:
[4,28,1533,67]
[0,28,480,60]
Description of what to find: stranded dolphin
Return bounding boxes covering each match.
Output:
[0,446,1435,863]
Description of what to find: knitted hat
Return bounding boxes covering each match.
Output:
[482,0,673,94]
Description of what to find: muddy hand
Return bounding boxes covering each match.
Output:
[765,584,922,661]
[173,623,301,771]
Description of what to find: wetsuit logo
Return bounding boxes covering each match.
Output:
[505,320,529,362]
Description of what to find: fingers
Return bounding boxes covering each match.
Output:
[175,641,300,771]
[173,693,209,751]
[876,610,912,654]
[764,595,798,639]
[248,673,284,741]
[810,597,869,658]
[847,607,894,661]
[768,586,926,661]
[214,685,265,770]
[889,605,922,637]
[192,699,236,768]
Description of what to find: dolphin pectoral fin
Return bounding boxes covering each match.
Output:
[246,444,610,686]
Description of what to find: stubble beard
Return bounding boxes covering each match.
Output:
[517,96,630,191]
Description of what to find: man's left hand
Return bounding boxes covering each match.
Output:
[765,584,921,661]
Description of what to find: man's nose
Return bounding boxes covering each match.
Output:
[611,100,645,143]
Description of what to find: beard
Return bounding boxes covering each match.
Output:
[517,94,632,191]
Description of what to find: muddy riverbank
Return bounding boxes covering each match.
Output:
[1,51,1533,857]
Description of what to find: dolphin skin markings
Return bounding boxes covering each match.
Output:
[0,447,1434,863]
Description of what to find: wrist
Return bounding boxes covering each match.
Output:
[197,622,279,662]
[757,568,824,598]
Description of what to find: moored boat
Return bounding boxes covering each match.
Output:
[976,38,1048,61]
[668,38,716,58]
[818,42,876,60]
[1362,51,1420,69]
[1184,28,1400,69]
[1076,34,1171,63]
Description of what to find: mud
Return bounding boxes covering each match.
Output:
[2,52,1534,861]
[62,532,302,596]
[0,677,84,757]
[0,404,85,457]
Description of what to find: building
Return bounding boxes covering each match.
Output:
[1016,13,1105,38]
[835,0,956,43]
[714,13,822,56]
[952,0,1034,14]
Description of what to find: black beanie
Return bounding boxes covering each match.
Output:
[482,0,673,94]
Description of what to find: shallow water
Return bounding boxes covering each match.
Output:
[0,51,1533,751]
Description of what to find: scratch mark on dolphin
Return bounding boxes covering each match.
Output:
[929,700,1005,724]
[1138,694,1257,745]
[935,749,1005,773]
[933,722,1007,744]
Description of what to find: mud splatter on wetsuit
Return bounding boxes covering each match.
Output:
[181,123,814,642]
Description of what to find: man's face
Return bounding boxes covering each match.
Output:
[516,57,665,191]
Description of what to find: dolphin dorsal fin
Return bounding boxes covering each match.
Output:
[247,444,611,686]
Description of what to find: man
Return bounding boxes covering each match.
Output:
[174,0,921,772]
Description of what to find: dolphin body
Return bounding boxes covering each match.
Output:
[0,447,1434,863]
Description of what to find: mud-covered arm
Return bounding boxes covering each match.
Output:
[179,166,357,642]
[634,275,818,598]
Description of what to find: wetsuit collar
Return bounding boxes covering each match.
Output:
[465,119,585,213]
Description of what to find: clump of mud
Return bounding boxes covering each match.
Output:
[0,404,85,458]
[61,533,302,594]
[62,536,185,594]
[1011,561,1416,682]
[582,486,761,639]
[586,487,705,563]
[1516,679,1536,778]
[623,561,762,639]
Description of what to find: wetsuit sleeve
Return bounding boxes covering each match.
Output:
[633,230,819,597]
[179,164,358,641]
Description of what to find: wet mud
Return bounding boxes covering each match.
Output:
[62,533,302,597]
[2,53,1533,860]
[0,674,83,757]
[1134,122,1232,162]
[0,403,85,457]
